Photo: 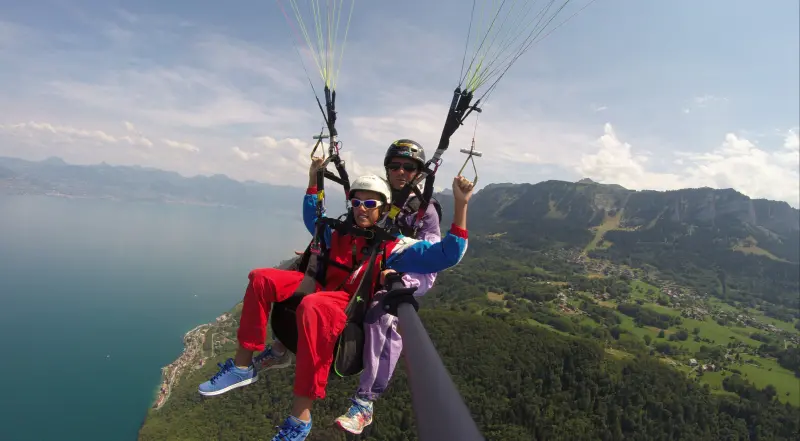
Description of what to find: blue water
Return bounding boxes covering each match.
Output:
[0,195,312,441]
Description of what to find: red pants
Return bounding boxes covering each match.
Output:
[237,267,350,400]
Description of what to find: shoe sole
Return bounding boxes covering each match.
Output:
[334,417,373,435]
[198,375,258,396]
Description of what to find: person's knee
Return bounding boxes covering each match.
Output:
[248,267,280,282]
[296,294,322,318]
[296,294,347,338]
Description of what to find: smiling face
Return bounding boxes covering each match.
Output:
[385,157,421,190]
[351,189,385,228]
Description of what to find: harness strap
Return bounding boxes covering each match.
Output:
[292,217,395,299]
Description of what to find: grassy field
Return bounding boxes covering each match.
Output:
[733,354,800,406]
[515,281,800,407]
[487,292,505,302]
[583,210,624,253]
[747,307,799,334]
[731,236,787,262]
[524,318,570,336]
[707,298,799,337]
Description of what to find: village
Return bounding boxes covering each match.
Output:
[152,312,238,409]
[536,247,799,372]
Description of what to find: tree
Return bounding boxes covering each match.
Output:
[658,329,666,338]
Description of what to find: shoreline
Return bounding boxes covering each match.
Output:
[147,256,297,410]
[150,313,234,409]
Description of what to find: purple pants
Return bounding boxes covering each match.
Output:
[356,291,403,401]
[354,203,441,401]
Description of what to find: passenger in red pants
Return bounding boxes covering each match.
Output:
[234,266,352,401]
[198,165,474,441]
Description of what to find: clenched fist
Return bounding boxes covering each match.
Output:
[452,175,475,204]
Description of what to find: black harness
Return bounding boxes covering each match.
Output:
[395,195,443,238]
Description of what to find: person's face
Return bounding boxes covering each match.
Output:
[385,157,420,190]
[351,190,384,228]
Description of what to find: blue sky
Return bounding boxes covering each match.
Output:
[1,0,798,206]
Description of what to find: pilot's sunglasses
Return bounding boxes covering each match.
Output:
[386,162,418,172]
[350,198,383,209]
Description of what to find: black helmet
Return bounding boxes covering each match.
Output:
[384,139,426,168]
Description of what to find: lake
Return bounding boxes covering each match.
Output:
[0,195,314,441]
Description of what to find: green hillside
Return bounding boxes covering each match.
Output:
[139,179,800,440]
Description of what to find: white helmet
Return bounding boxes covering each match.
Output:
[349,174,392,205]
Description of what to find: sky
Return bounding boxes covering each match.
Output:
[1,0,798,207]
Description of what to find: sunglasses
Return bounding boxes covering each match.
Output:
[350,198,383,209]
[386,162,419,172]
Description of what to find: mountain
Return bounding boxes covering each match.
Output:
[442,179,798,256]
[137,172,799,440]
[0,156,340,212]
[436,179,799,309]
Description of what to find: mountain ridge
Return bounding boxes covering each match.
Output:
[5,155,796,271]
[0,155,325,211]
[2,155,797,211]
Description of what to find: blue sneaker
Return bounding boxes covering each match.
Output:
[198,358,258,396]
[271,415,312,441]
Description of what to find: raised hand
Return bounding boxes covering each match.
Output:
[452,175,475,204]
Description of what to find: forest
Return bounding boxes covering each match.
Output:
[139,310,799,441]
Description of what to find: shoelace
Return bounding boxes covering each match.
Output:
[273,420,307,441]
[209,358,235,384]
[255,347,280,362]
[346,398,371,418]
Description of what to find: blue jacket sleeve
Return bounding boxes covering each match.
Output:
[303,186,332,243]
[384,223,469,274]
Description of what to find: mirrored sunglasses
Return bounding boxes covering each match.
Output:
[350,198,383,209]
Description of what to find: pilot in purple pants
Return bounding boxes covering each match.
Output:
[356,254,438,400]
[334,201,442,434]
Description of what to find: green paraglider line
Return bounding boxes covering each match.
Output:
[278,0,356,138]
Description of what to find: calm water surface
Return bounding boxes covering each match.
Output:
[0,195,312,441]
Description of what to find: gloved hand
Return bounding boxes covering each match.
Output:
[381,273,419,317]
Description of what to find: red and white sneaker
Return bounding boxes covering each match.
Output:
[334,397,374,434]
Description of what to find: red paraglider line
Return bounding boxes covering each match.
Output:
[275,0,307,52]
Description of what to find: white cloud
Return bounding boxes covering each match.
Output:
[784,129,799,151]
[577,123,800,207]
[163,139,199,153]
[232,146,259,161]
[0,3,796,208]
[682,94,728,114]
[227,135,379,183]
[191,33,306,91]
[0,121,208,159]
[0,121,153,147]
[349,98,599,180]
[577,123,684,189]
[45,66,310,130]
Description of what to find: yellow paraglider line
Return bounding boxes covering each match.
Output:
[283,0,355,91]
[459,0,598,100]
